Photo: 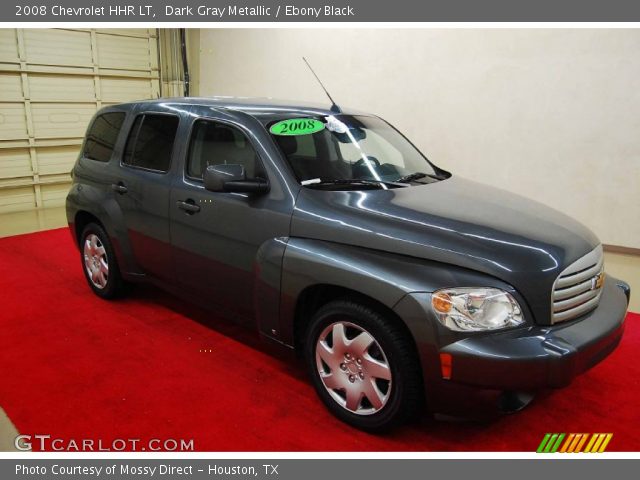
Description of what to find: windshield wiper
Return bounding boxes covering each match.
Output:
[302,178,404,189]
[395,172,445,183]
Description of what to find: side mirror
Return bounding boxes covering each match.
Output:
[203,164,269,194]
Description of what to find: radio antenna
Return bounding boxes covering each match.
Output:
[303,57,342,113]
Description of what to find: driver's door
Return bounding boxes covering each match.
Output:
[169,117,286,319]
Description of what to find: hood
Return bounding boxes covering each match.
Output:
[291,176,600,323]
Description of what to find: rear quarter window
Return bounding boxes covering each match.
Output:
[82,112,126,162]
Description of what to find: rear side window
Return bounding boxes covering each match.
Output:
[123,113,179,173]
[83,112,125,162]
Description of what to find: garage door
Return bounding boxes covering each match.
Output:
[0,28,160,213]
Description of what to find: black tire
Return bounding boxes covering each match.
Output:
[304,299,423,432]
[79,222,125,299]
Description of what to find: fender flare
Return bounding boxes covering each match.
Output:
[67,183,142,276]
[276,238,441,347]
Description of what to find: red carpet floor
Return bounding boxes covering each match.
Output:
[0,228,638,451]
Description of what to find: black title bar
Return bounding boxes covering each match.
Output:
[5,0,640,22]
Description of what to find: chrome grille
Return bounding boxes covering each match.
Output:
[552,245,604,324]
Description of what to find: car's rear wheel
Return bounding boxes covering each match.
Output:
[305,299,422,432]
[80,222,124,299]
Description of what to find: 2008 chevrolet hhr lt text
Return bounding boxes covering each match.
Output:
[66,98,631,431]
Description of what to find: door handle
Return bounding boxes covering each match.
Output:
[111,182,128,194]
[176,199,200,214]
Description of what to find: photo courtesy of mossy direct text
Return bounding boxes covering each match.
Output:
[15,464,271,477]
[165,4,355,18]
[15,464,195,477]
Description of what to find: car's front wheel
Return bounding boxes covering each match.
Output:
[80,222,124,299]
[305,299,423,432]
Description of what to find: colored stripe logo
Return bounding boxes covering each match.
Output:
[537,433,613,453]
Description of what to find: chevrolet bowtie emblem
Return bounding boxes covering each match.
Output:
[591,272,605,290]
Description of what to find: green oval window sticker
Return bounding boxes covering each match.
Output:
[270,118,325,136]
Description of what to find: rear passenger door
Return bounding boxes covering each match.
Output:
[112,107,182,282]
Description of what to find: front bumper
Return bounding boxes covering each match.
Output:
[439,277,629,390]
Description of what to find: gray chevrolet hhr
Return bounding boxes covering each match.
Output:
[66,97,630,431]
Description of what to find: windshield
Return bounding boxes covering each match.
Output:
[267,115,445,189]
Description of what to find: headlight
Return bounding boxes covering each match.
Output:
[431,287,524,332]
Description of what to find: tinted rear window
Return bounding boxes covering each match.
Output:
[83,112,125,162]
[123,114,179,173]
